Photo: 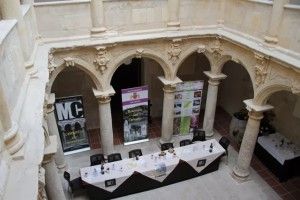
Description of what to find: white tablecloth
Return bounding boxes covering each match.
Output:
[257,133,300,165]
[80,139,225,192]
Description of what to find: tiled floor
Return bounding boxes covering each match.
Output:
[85,106,300,200]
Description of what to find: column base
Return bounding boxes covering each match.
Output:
[232,165,250,182]
[205,130,214,138]
[56,162,67,173]
[159,137,174,145]
[91,27,107,37]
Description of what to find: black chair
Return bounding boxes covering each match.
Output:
[219,136,230,155]
[63,171,84,198]
[90,154,105,166]
[128,149,143,158]
[107,153,122,163]
[180,139,192,147]
[192,129,206,142]
[161,143,174,151]
[219,136,230,164]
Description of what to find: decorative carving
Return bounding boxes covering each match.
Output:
[98,95,111,104]
[38,167,47,200]
[254,52,269,87]
[64,57,75,67]
[197,45,206,54]
[168,39,182,65]
[94,46,110,74]
[210,37,222,60]
[290,78,300,94]
[163,84,176,92]
[48,50,56,74]
[135,48,144,58]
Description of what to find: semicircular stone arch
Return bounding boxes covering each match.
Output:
[254,83,292,105]
[174,45,212,75]
[216,46,257,94]
[105,49,172,88]
[47,57,103,94]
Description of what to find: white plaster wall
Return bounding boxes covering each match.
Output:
[218,61,254,115]
[277,7,300,53]
[268,91,300,145]
[104,0,168,32]
[34,2,92,38]
[224,0,272,40]
[0,24,26,111]
[180,0,220,26]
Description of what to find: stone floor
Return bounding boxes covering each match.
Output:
[60,107,300,200]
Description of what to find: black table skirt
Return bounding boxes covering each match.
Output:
[85,157,222,200]
[254,143,300,182]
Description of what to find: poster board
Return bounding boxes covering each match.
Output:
[121,86,149,145]
[173,81,204,135]
[54,96,90,154]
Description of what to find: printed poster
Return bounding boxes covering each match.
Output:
[173,81,204,135]
[122,86,149,145]
[54,96,90,154]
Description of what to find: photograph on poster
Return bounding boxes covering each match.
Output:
[197,159,206,167]
[194,91,202,98]
[175,94,183,100]
[193,100,201,106]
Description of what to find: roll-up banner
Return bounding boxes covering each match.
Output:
[54,96,90,155]
[173,81,204,135]
[121,86,149,145]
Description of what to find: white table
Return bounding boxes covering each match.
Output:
[257,133,300,165]
[80,139,225,193]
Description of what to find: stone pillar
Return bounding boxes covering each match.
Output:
[203,71,227,137]
[160,84,176,143]
[90,0,106,37]
[45,93,66,170]
[97,96,114,155]
[0,79,24,158]
[233,99,273,180]
[264,0,289,44]
[43,157,66,200]
[0,0,30,61]
[167,0,180,28]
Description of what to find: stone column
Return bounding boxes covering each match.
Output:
[97,96,114,155]
[203,71,227,137]
[90,0,106,37]
[0,80,24,158]
[264,0,289,44]
[0,0,30,61]
[160,84,176,143]
[233,99,273,180]
[167,0,180,28]
[45,93,66,170]
[43,156,66,200]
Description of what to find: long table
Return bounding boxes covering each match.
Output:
[80,139,225,199]
[255,133,300,182]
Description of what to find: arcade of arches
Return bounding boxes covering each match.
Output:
[1,0,300,199]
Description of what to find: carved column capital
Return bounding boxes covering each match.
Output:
[97,95,111,104]
[163,84,176,93]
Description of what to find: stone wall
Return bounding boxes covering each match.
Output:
[34,1,91,38]
[224,0,272,40]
